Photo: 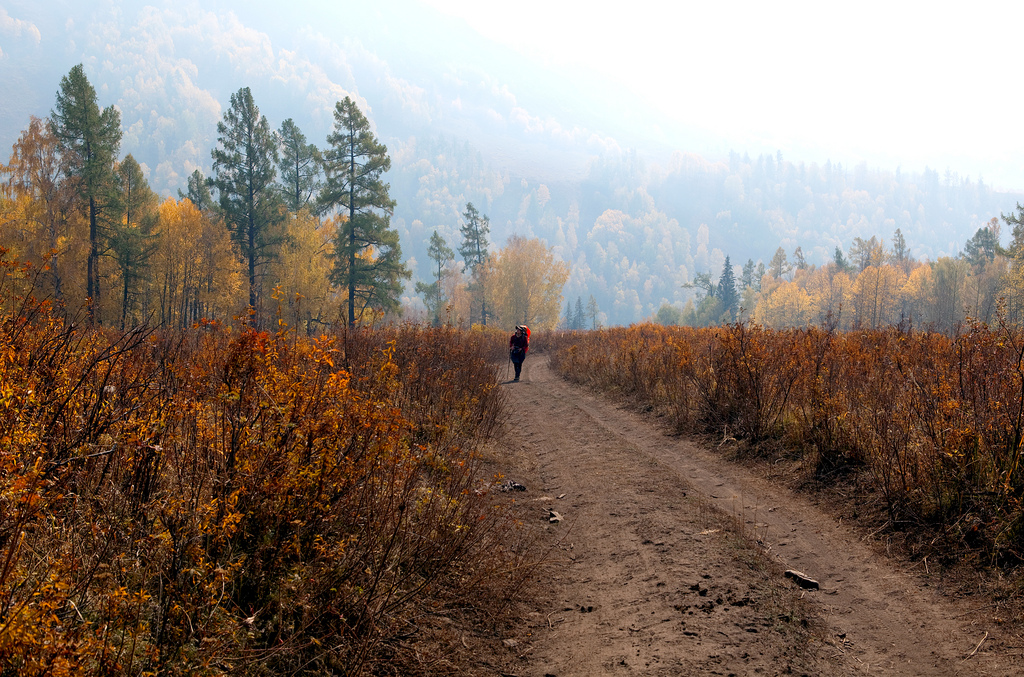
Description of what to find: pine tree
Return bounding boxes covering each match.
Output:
[459,202,491,325]
[1002,203,1024,257]
[110,154,159,329]
[320,96,409,325]
[574,296,585,330]
[686,272,716,297]
[892,228,909,268]
[277,118,321,212]
[50,64,122,324]
[415,230,454,324]
[717,255,738,321]
[178,169,215,213]
[769,247,790,279]
[741,258,756,289]
[833,246,852,273]
[211,86,284,315]
[963,227,998,269]
[793,246,807,270]
[586,295,600,330]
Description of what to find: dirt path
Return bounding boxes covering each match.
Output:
[491,356,1019,676]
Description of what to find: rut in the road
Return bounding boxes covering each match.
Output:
[496,357,1013,677]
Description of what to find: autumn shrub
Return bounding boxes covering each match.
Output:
[785,327,859,473]
[917,320,1024,558]
[549,325,746,434]
[0,250,522,675]
[707,324,802,442]
[550,321,1024,565]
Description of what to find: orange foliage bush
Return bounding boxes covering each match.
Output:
[549,321,1024,564]
[0,249,520,675]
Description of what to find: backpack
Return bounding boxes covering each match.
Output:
[510,325,530,361]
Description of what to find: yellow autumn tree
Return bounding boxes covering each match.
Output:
[963,257,1007,325]
[901,264,933,328]
[754,279,811,328]
[851,264,906,329]
[267,209,336,332]
[0,116,86,310]
[1001,254,1024,326]
[805,266,852,329]
[441,262,472,326]
[489,235,569,330]
[152,198,243,327]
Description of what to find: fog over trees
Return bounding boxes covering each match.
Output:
[2,1,1021,326]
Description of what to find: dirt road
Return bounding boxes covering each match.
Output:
[492,356,1019,676]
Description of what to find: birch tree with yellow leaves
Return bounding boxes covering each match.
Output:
[267,209,335,332]
[152,198,242,328]
[804,265,852,329]
[489,235,569,330]
[851,264,906,329]
[754,279,811,328]
[0,116,81,306]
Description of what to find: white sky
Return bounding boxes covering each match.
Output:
[421,0,1024,190]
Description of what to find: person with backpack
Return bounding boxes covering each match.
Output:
[508,325,530,381]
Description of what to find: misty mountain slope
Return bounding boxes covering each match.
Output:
[399,141,1013,324]
[2,1,1020,325]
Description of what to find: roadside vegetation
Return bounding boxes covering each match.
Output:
[548,322,1024,574]
[0,251,523,675]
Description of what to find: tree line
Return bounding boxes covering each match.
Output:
[658,219,1024,334]
[532,148,1016,326]
[415,202,569,330]
[0,65,569,332]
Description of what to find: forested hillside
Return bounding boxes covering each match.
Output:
[2,1,1022,328]
[398,141,1017,326]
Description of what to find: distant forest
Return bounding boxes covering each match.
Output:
[395,140,1018,326]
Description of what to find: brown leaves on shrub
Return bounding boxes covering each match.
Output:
[0,251,518,675]
[549,321,1024,565]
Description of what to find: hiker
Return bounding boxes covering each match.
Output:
[509,325,530,381]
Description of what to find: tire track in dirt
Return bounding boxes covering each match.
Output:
[497,357,1012,676]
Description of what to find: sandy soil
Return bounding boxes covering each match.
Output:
[485,356,1022,676]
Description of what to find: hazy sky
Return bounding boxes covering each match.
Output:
[423,0,1023,190]
[1,1,1019,190]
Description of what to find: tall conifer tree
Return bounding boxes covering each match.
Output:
[414,230,455,324]
[277,118,321,212]
[741,258,756,290]
[211,86,283,314]
[459,202,491,325]
[717,255,738,321]
[319,96,409,325]
[178,169,216,213]
[111,154,159,329]
[50,64,122,324]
